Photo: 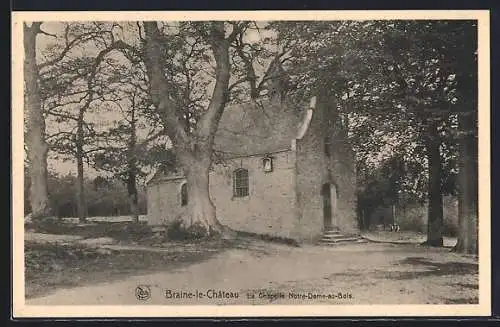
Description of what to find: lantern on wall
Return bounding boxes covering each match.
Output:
[262,155,273,173]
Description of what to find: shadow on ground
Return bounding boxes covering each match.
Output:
[387,256,478,279]
[327,256,478,281]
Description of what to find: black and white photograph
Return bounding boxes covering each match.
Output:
[12,10,491,317]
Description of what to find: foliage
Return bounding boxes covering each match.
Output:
[24,169,147,218]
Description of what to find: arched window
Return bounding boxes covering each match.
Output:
[180,183,188,206]
[233,168,249,197]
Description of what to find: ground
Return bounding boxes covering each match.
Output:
[24,221,478,305]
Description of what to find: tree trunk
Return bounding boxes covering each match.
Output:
[128,189,139,223]
[23,23,52,220]
[454,112,478,254]
[75,114,87,223]
[180,150,225,235]
[127,109,139,223]
[425,120,444,247]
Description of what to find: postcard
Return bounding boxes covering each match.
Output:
[12,10,491,318]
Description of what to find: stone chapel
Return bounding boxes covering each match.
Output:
[146,66,359,242]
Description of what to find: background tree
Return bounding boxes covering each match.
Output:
[92,62,169,222]
[41,22,125,223]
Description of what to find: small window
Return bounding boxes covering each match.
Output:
[233,168,249,197]
[180,183,188,206]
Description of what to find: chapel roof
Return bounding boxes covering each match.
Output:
[213,98,306,157]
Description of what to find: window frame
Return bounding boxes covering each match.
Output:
[233,168,249,198]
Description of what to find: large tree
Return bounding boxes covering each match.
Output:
[451,21,478,254]
[140,21,248,234]
[24,22,52,219]
[45,56,101,222]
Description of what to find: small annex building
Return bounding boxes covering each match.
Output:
[146,89,359,242]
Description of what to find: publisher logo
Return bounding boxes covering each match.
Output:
[135,285,151,301]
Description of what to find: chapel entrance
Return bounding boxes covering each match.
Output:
[322,183,337,229]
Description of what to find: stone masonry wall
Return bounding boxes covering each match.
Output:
[210,150,297,238]
[146,151,298,239]
[293,100,328,242]
[326,106,359,234]
[147,177,187,226]
[294,95,359,240]
[328,138,359,234]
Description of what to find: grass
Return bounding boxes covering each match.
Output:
[24,238,233,299]
[25,219,155,243]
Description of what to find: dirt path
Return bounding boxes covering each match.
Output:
[25,241,478,305]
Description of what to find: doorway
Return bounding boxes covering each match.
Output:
[322,183,337,229]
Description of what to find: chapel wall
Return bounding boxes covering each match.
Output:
[210,150,297,238]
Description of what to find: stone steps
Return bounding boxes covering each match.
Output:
[318,228,367,246]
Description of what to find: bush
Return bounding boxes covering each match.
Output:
[24,169,148,218]
[164,219,209,242]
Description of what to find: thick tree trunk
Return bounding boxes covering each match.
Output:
[180,150,226,235]
[425,121,444,247]
[454,112,478,254]
[75,115,87,223]
[23,23,52,220]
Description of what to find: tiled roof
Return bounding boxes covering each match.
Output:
[214,98,305,157]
